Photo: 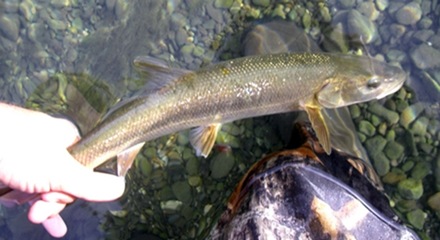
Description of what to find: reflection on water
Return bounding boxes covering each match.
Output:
[0,0,439,239]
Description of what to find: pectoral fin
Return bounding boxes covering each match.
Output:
[117,142,145,176]
[190,124,222,157]
[304,105,332,154]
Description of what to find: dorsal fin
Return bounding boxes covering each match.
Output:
[133,56,191,93]
[99,57,191,122]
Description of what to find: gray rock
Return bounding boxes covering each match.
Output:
[243,21,320,56]
[412,30,435,43]
[402,160,415,172]
[406,209,426,230]
[349,105,361,118]
[411,116,429,136]
[19,0,36,22]
[172,181,192,203]
[395,99,409,113]
[51,0,70,8]
[386,129,396,141]
[210,151,235,179]
[222,123,242,136]
[170,13,187,30]
[358,120,376,136]
[346,10,378,44]
[398,178,424,200]
[338,0,355,8]
[182,148,194,160]
[323,22,349,53]
[418,17,433,29]
[402,131,419,157]
[418,142,433,155]
[158,186,175,201]
[188,176,202,187]
[252,0,271,7]
[105,0,116,10]
[375,0,389,11]
[114,0,128,20]
[386,49,407,63]
[160,200,183,214]
[167,151,181,161]
[411,161,431,180]
[177,132,189,146]
[206,2,224,22]
[0,15,19,41]
[320,6,332,23]
[138,156,153,177]
[410,44,440,70]
[214,0,233,9]
[382,170,406,185]
[358,1,379,20]
[384,141,404,160]
[71,17,83,31]
[180,44,195,62]
[175,28,188,47]
[389,23,406,39]
[143,147,157,158]
[365,135,388,155]
[272,4,286,19]
[396,199,418,212]
[371,152,390,176]
[400,102,425,128]
[193,45,205,57]
[428,119,440,136]
[395,2,422,25]
[377,122,387,136]
[427,192,440,212]
[368,102,399,125]
[186,157,199,175]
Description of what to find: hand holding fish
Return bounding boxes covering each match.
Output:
[0,103,125,238]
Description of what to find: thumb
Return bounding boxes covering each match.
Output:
[52,160,126,201]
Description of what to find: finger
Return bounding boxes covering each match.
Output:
[28,200,66,224]
[42,214,67,238]
[52,162,126,201]
[63,173,125,201]
[41,192,75,204]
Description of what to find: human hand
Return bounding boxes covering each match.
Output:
[0,103,125,238]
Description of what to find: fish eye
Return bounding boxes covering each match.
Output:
[367,77,381,88]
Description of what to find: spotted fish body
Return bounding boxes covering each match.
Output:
[69,52,406,175]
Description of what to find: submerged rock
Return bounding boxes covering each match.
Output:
[0,14,19,41]
[210,151,235,179]
[410,44,440,70]
[395,2,422,25]
[346,9,378,43]
[398,178,424,200]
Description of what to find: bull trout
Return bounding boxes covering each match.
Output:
[69,52,406,176]
[0,52,406,206]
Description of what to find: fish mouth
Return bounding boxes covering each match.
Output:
[375,68,407,100]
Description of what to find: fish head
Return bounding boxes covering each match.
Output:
[317,55,406,108]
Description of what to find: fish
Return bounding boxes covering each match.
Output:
[0,52,405,206]
[70,52,406,177]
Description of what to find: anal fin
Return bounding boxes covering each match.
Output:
[304,105,332,154]
[190,124,222,157]
[117,142,145,177]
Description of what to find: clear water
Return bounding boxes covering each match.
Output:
[0,0,439,239]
